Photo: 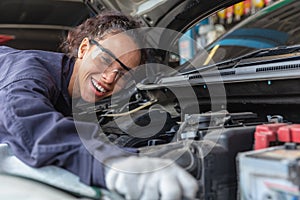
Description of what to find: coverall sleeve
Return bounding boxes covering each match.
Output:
[0,79,135,188]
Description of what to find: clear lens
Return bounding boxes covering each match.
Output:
[91,48,113,71]
[90,47,133,85]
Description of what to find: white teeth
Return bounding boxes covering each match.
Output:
[91,78,107,93]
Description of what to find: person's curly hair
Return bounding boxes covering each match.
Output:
[60,10,144,60]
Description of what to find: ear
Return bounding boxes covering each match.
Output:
[77,37,90,59]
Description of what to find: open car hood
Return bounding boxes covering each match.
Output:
[96,0,244,32]
[93,0,246,86]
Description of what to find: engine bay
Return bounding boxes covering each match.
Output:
[71,50,300,199]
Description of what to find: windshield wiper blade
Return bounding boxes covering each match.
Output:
[218,44,300,70]
[229,44,300,62]
[181,44,300,75]
[180,48,275,75]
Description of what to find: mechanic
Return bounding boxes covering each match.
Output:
[0,10,198,200]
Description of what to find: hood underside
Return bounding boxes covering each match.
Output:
[97,0,244,32]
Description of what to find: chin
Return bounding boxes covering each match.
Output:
[80,92,96,103]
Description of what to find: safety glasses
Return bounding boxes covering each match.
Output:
[89,39,136,86]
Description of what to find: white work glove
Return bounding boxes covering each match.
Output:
[105,156,198,200]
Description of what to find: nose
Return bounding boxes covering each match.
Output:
[101,69,120,84]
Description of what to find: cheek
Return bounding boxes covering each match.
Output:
[78,62,95,84]
[114,76,129,90]
[113,85,122,93]
[75,66,90,93]
[76,69,87,90]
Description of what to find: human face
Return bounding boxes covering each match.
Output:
[71,33,141,103]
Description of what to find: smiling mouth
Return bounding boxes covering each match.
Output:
[91,78,107,93]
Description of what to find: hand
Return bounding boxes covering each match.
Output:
[105,156,198,200]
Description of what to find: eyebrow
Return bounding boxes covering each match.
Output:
[89,39,131,71]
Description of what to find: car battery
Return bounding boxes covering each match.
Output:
[200,125,256,200]
[238,144,300,200]
[254,124,300,150]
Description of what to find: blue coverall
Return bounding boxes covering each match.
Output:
[0,46,134,188]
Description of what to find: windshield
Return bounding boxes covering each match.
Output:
[180,0,300,69]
